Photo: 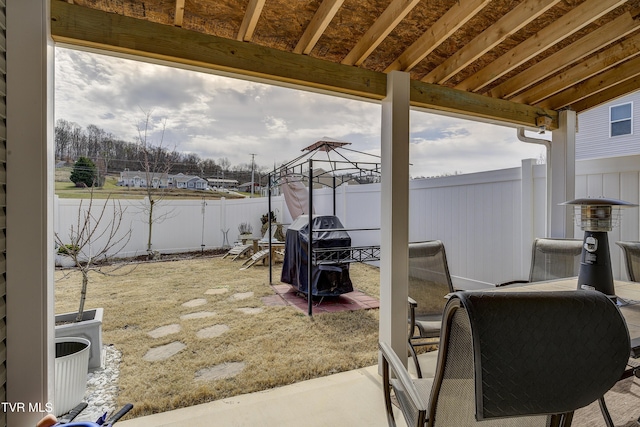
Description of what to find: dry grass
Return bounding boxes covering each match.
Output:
[55,256,381,418]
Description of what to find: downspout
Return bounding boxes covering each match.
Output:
[517,127,552,237]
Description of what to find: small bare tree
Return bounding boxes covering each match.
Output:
[136,109,178,259]
[55,190,133,322]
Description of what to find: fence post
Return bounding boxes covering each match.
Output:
[521,158,536,279]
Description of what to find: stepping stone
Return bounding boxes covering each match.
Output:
[143,341,186,362]
[182,298,207,308]
[261,295,287,306]
[236,307,263,315]
[195,362,246,382]
[230,292,254,301]
[205,288,228,295]
[196,324,230,339]
[180,311,217,320]
[148,324,181,338]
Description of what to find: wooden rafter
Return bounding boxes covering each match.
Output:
[538,55,640,110]
[237,0,266,42]
[423,0,561,85]
[294,0,345,55]
[341,0,420,66]
[456,0,627,92]
[514,31,640,106]
[50,0,556,130]
[571,75,640,112]
[384,0,491,73]
[490,11,640,100]
[174,0,185,27]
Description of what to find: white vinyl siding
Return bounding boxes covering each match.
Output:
[0,1,5,423]
[577,91,640,160]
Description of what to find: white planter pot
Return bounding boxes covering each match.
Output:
[55,308,103,370]
[55,337,90,417]
[55,254,76,268]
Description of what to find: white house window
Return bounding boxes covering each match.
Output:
[610,102,632,137]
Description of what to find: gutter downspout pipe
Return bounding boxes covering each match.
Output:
[517,127,552,237]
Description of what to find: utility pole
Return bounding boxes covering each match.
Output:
[250,153,256,198]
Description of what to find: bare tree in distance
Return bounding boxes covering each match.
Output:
[136,109,178,259]
[55,189,134,322]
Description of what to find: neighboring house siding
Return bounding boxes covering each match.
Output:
[0,0,7,426]
[577,91,640,160]
[0,1,6,424]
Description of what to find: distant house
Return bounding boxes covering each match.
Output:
[118,170,169,188]
[207,178,239,189]
[173,173,209,190]
[238,182,261,192]
[576,90,639,160]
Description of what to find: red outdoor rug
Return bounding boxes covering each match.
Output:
[263,284,379,314]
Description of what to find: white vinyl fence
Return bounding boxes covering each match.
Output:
[54,154,640,288]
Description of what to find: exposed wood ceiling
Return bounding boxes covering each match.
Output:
[51,0,640,131]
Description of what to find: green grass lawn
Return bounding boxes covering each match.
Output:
[55,173,244,200]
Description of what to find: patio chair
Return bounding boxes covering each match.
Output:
[497,238,582,287]
[407,241,454,378]
[380,290,630,427]
[222,243,253,261]
[616,241,640,282]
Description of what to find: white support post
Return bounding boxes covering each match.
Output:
[6,0,55,425]
[550,110,576,238]
[379,71,410,366]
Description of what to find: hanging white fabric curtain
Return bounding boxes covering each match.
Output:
[282,175,313,220]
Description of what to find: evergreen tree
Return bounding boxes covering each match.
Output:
[70,156,98,187]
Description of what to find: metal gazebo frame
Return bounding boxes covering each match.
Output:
[266,138,382,316]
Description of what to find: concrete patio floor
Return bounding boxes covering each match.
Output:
[118,352,439,427]
[116,349,639,426]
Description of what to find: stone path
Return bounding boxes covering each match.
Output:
[76,283,379,421]
[143,286,265,383]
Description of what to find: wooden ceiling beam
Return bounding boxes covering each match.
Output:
[456,0,627,92]
[490,11,640,100]
[571,75,640,112]
[50,1,553,130]
[537,55,640,110]
[513,31,640,105]
[341,0,420,66]
[236,0,266,42]
[423,0,561,85]
[52,0,385,98]
[410,80,558,130]
[385,0,491,73]
[293,0,345,55]
[174,0,185,27]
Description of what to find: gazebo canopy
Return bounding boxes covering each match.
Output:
[303,137,351,152]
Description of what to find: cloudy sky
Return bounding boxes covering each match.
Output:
[54,47,546,178]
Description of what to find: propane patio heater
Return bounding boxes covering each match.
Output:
[562,197,637,298]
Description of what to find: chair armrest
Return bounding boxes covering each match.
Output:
[495,280,529,288]
[631,337,640,359]
[408,298,417,338]
[379,342,429,411]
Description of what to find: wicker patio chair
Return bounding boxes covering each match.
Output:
[381,290,630,427]
[616,241,640,282]
[497,238,582,286]
[407,241,454,378]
